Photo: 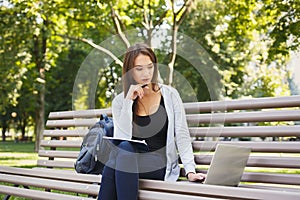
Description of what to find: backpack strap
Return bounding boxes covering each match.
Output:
[98,114,114,137]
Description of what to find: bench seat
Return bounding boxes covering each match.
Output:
[1,95,300,199]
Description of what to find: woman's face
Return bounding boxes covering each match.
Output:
[132,54,154,85]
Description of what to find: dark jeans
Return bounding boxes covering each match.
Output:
[97,141,166,200]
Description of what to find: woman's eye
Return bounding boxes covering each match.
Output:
[136,67,143,71]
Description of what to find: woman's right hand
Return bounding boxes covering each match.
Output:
[126,84,149,100]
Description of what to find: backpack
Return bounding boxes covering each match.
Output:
[74,114,113,175]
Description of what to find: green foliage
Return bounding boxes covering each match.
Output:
[45,42,89,114]
[181,0,298,99]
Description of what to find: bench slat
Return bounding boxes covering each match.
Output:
[242,172,300,185]
[139,190,218,200]
[0,173,100,196]
[43,125,300,139]
[192,141,300,153]
[43,129,88,137]
[48,109,112,119]
[46,118,98,128]
[0,185,94,200]
[39,150,300,169]
[38,150,78,158]
[184,95,300,113]
[47,110,300,128]
[0,166,100,183]
[40,140,82,148]
[187,110,300,124]
[37,159,75,168]
[194,155,300,168]
[189,125,300,137]
[40,140,300,153]
[182,170,300,185]
[139,179,300,200]
[46,96,300,118]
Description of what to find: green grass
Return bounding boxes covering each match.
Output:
[0,141,38,168]
[0,141,39,199]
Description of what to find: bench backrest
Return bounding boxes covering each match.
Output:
[39,95,300,187]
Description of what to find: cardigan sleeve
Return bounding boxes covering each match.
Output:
[112,93,134,139]
[171,88,196,175]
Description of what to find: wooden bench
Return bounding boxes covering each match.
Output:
[1,95,300,199]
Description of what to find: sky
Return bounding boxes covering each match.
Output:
[289,51,300,91]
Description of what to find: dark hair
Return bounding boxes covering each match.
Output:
[122,43,158,97]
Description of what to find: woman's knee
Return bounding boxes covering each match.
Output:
[117,141,135,152]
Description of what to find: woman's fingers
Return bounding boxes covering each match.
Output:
[188,173,206,182]
[127,84,146,100]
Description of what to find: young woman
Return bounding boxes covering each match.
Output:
[98,43,206,200]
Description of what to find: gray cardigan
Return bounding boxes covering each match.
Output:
[112,84,196,182]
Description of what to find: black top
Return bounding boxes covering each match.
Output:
[132,96,168,153]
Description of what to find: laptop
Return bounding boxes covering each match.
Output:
[203,144,251,186]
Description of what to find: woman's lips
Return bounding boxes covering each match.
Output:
[141,79,150,82]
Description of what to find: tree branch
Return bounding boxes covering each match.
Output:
[58,34,123,67]
[153,10,169,27]
[177,0,194,26]
[109,3,130,49]
[174,0,194,25]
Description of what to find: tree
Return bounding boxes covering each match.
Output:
[0,1,34,141]
[181,0,300,99]
[58,0,199,109]
[0,0,70,150]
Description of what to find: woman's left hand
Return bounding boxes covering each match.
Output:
[187,172,206,182]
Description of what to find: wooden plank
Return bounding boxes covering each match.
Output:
[0,185,95,200]
[139,179,300,200]
[186,110,300,124]
[138,190,219,200]
[189,125,300,137]
[0,173,100,196]
[194,155,300,169]
[40,140,82,148]
[48,108,112,119]
[240,184,300,193]
[40,139,300,153]
[0,166,100,183]
[192,141,300,153]
[42,150,300,169]
[184,95,300,113]
[38,150,78,158]
[47,96,300,118]
[178,170,300,186]
[43,129,88,137]
[46,118,98,128]
[37,160,75,168]
[186,171,300,185]
[241,172,300,185]
[47,106,300,127]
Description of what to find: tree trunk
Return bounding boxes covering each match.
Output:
[167,24,178,85]
[2,126,7,142]
[21,117,27,141]
[35,100,44,150]
[33,19,47,151]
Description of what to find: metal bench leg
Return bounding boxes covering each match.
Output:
[4,194,11,200]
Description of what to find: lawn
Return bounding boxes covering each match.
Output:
[0,141,38,168]
[0,141,38,200]
[0,141,89,200]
